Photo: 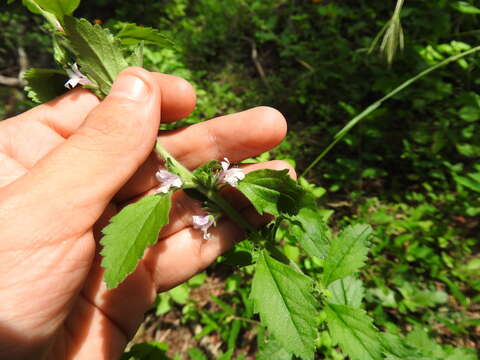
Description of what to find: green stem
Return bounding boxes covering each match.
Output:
[155,140,194,185]
[155,140,254,233]
[301,44,480,178]
[207,189,255,233]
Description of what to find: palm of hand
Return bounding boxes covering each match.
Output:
[0,69,288,359]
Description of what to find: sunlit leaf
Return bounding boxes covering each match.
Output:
[328,276,364,308]
[23,68,67,103]
[251,251,317,359]
[325,303,383,360]
[101,194,171,289]
[237,169,306,216]
[63,16,129,96]
[322,225,372,286]
[289,207,329,259]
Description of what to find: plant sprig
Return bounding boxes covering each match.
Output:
[16,2,426,359]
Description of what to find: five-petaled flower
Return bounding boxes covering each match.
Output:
[155,170,183,194]
[219,158,245,187]
[192,215,215,240]
[64,63,93,89]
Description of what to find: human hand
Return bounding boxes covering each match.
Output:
[0,67,290,359]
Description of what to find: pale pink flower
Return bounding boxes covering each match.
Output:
[155,170,183,194]
[218,158,245,187]
[192,215,215,240]
[64,63,93,89]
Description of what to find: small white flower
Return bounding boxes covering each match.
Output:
[155,170,183,194]
[219,158,245,187]
[192,214,215,240]
[64,63,93,89]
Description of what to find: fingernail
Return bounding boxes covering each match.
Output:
[110,73,150,101]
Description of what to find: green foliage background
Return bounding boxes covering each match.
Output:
[1,0,479,358]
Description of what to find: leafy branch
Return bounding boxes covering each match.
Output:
[14,1,427,358]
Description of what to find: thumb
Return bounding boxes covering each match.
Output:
[8,67,162,235]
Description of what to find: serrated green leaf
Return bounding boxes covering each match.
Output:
[101,194,171,289]
[117,23,173,47]
[328,276,364,308]
[23,68,67,103]
[63,16,129,96]
[324,303,383,360]
[322,224,372,286]
[257,339,293,360]
[52,34,70,66]
[237,169,306,216]
[289,207,329,259]
[250,251,317,360]
[405,327,439,354]
[380,333,422,360]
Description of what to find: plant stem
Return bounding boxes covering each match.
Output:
[301,44,480,177]
[155,140,194,185]
[208,189,255,233]
[155,140,254,233]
